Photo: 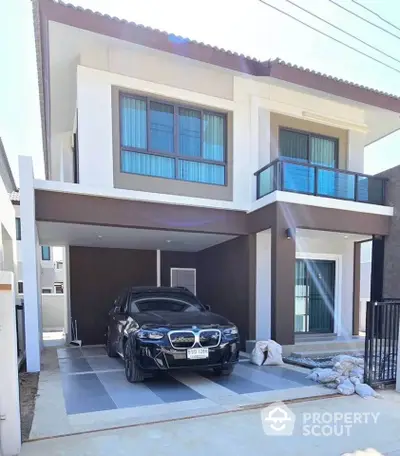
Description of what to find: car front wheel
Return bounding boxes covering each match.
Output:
[124,339,144,383]
[213,365,234,376]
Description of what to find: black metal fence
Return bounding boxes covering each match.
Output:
[364,300,400,386]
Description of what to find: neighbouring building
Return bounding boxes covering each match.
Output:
[0,138,18,279]
[21,0,400,372]
[10,191,64,296]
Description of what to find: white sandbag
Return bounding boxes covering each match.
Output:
[337,378,355,395]
[324,382,338,389]
[315,369,341,384]
[335,375,347,385]
[350,376,361,385]
[263,340,284,366]
[250,340,284,366]
[355,383,380,399]
[349,367,364,379]
[251,341,269,366]
[306,368,325,381]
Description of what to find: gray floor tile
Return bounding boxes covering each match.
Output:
[59,357,93,374]
[97,371,164,408]
[233,363,303,390]
[144,374,204,403]
[81,346,107,357]
[61,373,117,415]
[86,356,124,372]
[245,364,314,386]
[57,348,83,359]
[201,371,269,394]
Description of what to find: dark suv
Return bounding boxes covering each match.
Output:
[106,286,240,383]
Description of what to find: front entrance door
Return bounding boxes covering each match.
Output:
[295,259,335,333]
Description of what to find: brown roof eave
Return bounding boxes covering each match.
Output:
[33,0,50,180]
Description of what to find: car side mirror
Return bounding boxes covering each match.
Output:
[204,304,211,311]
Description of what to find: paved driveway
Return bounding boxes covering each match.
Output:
[59,346,315,415]
[29,347,333,440]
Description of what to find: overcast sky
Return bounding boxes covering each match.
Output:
[1,0,400,182]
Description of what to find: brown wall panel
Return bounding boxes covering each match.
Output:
[69,246,157,345]
[35,190,247,236]
[160,251,197,287]
[196,236,253,347]
[249,202,390,236]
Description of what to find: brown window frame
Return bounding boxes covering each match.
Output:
[119,92,228,186]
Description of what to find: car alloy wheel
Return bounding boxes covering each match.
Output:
[124,340,144,383]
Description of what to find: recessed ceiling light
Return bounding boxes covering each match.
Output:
[344,235,348,239]
[166,240,172,243]
[97,235,102,239]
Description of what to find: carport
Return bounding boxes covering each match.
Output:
[20,173,256,372]
[37,221,250,347]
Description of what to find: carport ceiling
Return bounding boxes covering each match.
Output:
[37,222,236,252]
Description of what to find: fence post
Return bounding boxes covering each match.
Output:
[396,314,400,392]
[0,271,21,456]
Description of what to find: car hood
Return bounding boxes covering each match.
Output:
[132,310,231,329]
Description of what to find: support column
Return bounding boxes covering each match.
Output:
[19,156,41,372]
[352,242,361,335]
[370,235,385,301]
[271,205,296,345]
[63,246,71,343]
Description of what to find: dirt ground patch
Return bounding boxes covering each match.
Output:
[19,372,39,441]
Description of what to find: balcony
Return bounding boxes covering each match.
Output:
[255,158,386,205]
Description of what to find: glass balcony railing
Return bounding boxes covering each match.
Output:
[255,158,386,205]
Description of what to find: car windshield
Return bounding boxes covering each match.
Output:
[130,295,204,313]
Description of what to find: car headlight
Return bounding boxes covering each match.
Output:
[223,326,239,336]
[137,329,164,340]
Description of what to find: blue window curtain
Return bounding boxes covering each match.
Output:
[120,96,147,149]
[119,95,226,185]
[41,246,51,261]
[280,130,308,162]
[203,113,224,161]
[149,101,174,153]
[179,108,201,157]
[178,160,224,185]
[121,151,175,179]
[310,136,336,168]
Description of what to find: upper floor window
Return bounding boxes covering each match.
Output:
[279,128,338,169]
[119,93,226,185]
[41,246,51,261]
[16,217,21,240]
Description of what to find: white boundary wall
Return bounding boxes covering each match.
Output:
[0,272,21,456]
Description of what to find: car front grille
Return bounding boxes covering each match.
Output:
[199,330,221,348]
[168,329,221,349]
[168,331,195,349]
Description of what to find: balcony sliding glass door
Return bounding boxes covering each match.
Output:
[279,128,339,197]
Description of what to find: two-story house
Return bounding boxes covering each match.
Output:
[21,0,400,372]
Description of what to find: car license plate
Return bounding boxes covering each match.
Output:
[187,348,209,359]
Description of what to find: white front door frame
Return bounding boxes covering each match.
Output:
[296,252,342,335]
